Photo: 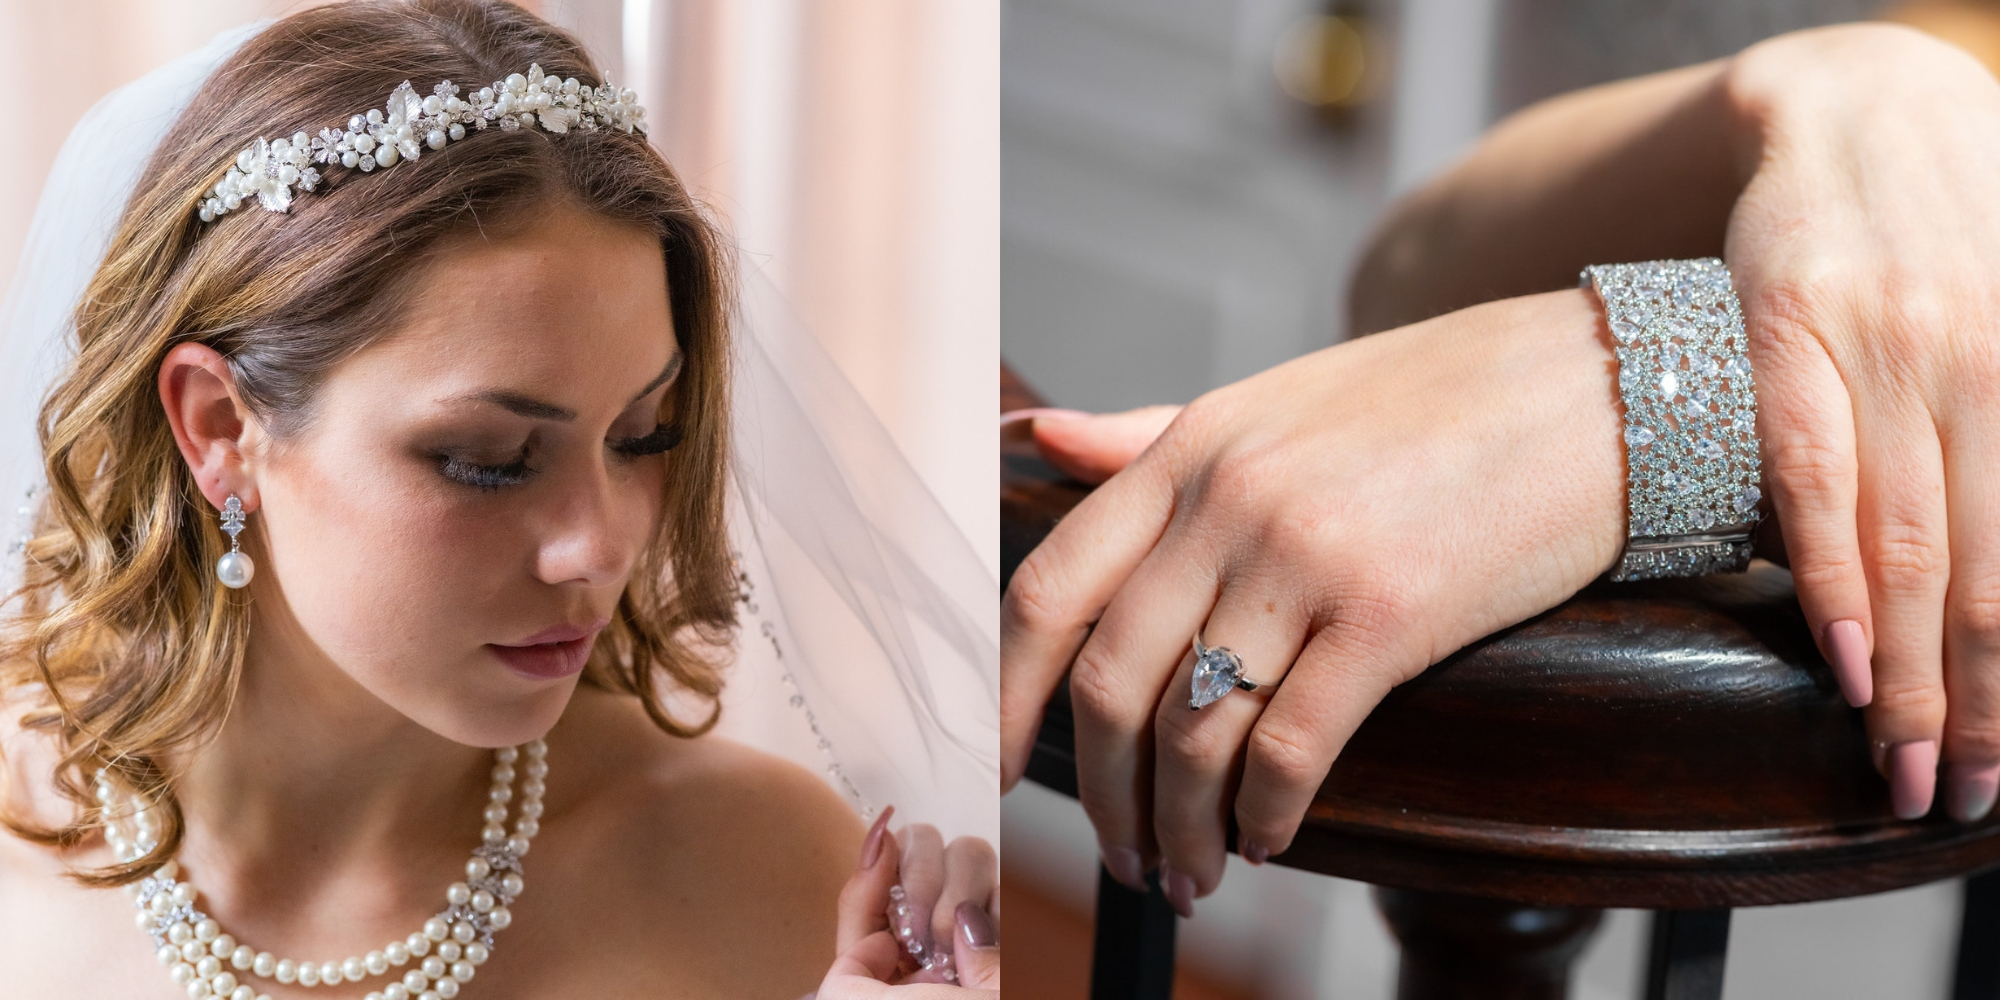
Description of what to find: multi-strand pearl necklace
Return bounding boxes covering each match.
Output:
[98,740,547,1000]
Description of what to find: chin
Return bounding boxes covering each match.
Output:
[394,671,580,749]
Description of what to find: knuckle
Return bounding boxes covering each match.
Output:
[1762,433,1851,505]
[1865,524,1947,594]
[1075,784,1133,841]
[1198,445,1277,514]
[1244,720,1327,791]
[1257,496,1345,557]
[1000,555,1072,639]
[1068,648,1146,734]
[1746,275,1838,351]
[1871,677,1948,732]
[1947,725,2000,768]
[1954,589,2000,653]
[1153,709,1233,771]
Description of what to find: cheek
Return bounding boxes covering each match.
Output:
[256,443,524,671]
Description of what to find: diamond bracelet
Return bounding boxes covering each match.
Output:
[1581,258,1764,581]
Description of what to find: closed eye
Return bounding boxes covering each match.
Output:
[437,446,537,491]
[612,423,681,457]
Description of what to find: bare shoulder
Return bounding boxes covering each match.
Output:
[532,687,864,997]
[556,686,864,870]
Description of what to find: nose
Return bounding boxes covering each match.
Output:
[533,465,641,590]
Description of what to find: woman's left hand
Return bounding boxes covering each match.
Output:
[814,807,999,998]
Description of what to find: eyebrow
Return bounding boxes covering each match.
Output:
[461,352,682,423]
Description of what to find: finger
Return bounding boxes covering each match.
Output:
[1001,452,1178,791]
[929,836,999,956]
[1032,406,1184,484]
[1234,614,1414,856]
[1069,522,1223,889]
[896,823,946,965]
[1940,420,2000,822]
[1150,577,1307,918]
[1853,400,1950,819]
[1749,301,1875,707]
[821,930,903,987]
[953,900,1001,990]
[835,807,900,956]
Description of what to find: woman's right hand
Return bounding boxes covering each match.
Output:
[1000,288,1634,914]
[816,808,999,998]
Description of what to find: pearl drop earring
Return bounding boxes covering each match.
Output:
[216,494,254,589]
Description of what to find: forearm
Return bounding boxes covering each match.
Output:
[1350,61,1744,335]
[1348,22,2000,339]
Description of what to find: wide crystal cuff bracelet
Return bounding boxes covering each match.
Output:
[1582,258,1764,581]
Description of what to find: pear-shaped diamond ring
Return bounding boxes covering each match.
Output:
[1189,632,1275,711]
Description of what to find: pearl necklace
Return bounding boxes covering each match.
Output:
[98,740,546,1000]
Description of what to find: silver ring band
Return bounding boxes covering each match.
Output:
[1189,632,1273,711]
[1581,258,1765,581]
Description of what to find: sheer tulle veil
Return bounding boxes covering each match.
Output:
[0,25,999,843]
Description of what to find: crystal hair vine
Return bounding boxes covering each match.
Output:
[198,63,647,223]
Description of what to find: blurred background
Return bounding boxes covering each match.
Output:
[1002,0,2000,997]
[0,0,997,579]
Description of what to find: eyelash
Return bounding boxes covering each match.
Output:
[435,423,683,492]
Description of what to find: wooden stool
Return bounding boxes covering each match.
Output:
[1002,366,2000,1000]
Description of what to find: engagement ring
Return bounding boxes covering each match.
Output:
[1189,632,1275,710]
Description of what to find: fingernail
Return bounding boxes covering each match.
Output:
[1159,862,1195,919]
[1824,620,1872,707]
[860,805,895,868]
[1239,839,1269,865]
[999,407,1088,426]
[1888,740,1939,820]
[1101,845,1146,892]
[955,901,999,950]
[1948,763,2000,823]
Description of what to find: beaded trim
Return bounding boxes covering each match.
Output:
[1581,259,1764,582]
[199,64,646,222]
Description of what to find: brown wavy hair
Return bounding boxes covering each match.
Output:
[0,0,738,886]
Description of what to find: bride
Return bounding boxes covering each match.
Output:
[0,1,998,997]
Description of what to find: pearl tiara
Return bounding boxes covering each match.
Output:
[198,63,647,223]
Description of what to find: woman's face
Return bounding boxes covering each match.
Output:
[243,203,678,747]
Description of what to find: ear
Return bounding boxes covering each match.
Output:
[158,343,264,512]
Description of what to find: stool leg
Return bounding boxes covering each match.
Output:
[1953,869,2000,1000]
[1375,886,1604,1000]
[1090,863,1176,1000]
[1644,909,1732,1000]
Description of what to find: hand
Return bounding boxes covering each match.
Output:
[1001,289,1630,914]
[816,807,999,998]
[1346,21,2000,824]
[1722,24,2000,821]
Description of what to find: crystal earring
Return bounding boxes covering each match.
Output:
[216,494,254,589]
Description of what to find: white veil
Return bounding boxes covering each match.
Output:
[0,25,998,843]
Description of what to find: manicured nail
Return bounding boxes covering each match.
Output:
[860,805,895,868]
[1888,740,1939,820]
[1824,620,1872,707]
[1101,845,1146,891]
[1948,763,2000,823]
[1159,862,1195,919]
[1000,407,1089,426]
[956,901,999,950]
[1239,839,1269,865]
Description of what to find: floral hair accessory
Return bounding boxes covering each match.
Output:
[198,63,646,222]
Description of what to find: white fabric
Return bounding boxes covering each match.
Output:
[0,25,997,843]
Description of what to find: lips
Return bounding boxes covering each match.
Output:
[487,619,609,681]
